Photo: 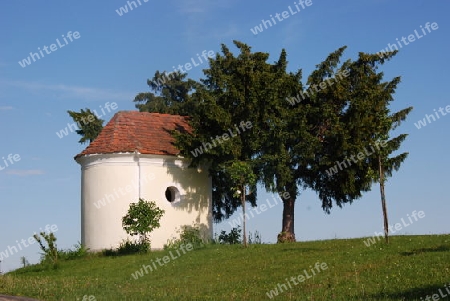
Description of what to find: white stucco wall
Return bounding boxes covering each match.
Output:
[76,153,212,251]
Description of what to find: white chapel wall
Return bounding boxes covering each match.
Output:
[77,153,212,251]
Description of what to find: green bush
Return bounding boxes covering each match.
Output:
[103,239,149,256]
[164,225,205,250]
[122,199,164,246]
[33,232,58,268]
[218,227,242,244]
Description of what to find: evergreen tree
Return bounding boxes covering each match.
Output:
[177,42,411,242]
[297,51,411,242]
[133,70,198,116]
[173,41,284,222]
[139,41,411,242]
[67,109,104,144]
[368,106,413,243]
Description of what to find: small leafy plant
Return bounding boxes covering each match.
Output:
[122,198,165,251]
[33,232,58,268]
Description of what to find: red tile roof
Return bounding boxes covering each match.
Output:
[75,111,191,159]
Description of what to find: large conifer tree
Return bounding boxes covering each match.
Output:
[137,41,411,242]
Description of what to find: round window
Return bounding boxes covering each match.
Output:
[165,186,180,203]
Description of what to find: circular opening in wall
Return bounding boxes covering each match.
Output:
[165,186,180,203]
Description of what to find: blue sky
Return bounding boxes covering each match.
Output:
[1,0,449,272]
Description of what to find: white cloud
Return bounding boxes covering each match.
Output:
[211,23,240,41]
[5,169,45,176]
[0,80,134,102]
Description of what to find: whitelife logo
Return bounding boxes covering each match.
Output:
[93,172,155,209]
[154,50,215,88]
[190,121,252,158]
[266,262,328,299]
[131,243,196,279]
[286,69,349,105]
[363,210,425,247]
[414,104,450,129]
[0,154,21,171]
[0,224,58,261]
[115,0,149,16]
[420,283,450,301]
[377,22,438,58]
[227,193,290,228]
[18,31,81,68]
[326,140,388,176]
[55,102,118,139]
[250,0,313,35]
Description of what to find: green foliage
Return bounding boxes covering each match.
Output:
[4,235,450,300]
[58,242,90,260]
[140,41,411,242]
[33,232,58,268]
[133,70,198,116]
[225,161,257,202]
[366,106,413,243]
[226,161,257,189]
[67,108,104,144]
[174,41,274,221]
[248,231,262,244]
[164,225,205,250]
[218,227,242,244]
[103,239,150,256]
[122,198,165,246]
[223,161,257,246]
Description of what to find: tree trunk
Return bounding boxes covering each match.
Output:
[242,185,248,247]
[278,195,296,243]
[378,155,389,244]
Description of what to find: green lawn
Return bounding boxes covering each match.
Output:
[1,235,449,301]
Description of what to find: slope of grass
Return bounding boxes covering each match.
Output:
[1,235,449,301]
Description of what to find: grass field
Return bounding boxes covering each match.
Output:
[0,235,449,301]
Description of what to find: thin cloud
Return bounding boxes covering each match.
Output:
[174,0,238,47]
[0,80,134,102]
[210,23,240,41]
[5,169,45,176]
[281,18,307,47]
[176,0,210,15]
[0,106,13,110]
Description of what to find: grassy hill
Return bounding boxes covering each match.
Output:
[1,235,449,301]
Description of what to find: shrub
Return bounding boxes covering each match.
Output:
[118,239,149,255]
[164,225,205,250]
[33,232,58,268]
[218,227,242,244]
[122,198,165,247]
[58,242,90,260]
[102,239,149,256]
